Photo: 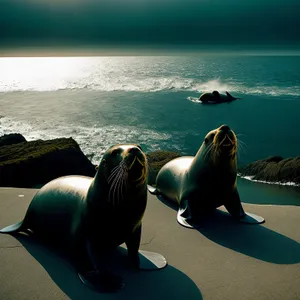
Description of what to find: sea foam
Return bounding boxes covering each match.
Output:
[238,174,300,187]
[0,116,172,165]
[0,57,299,96]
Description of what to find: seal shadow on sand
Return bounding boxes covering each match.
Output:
[156,195,300,265]
[15,235,202,300]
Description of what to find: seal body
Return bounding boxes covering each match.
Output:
[0,144,167,292]
[148,125,264,228]
[199,91,240,104]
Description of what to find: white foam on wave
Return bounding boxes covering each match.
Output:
[187,96,202,103]
[238,174,300,187]
[0,56,299,96]
[242,86,300,97]
[0,116,171,165]
[192,79,237,94]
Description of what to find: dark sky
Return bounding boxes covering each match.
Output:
[1,0,299,52]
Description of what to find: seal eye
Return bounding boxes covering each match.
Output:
[205,133,215,143]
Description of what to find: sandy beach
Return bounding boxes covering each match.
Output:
[0,187,299,300]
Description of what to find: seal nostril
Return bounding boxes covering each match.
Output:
[220,125,230,132]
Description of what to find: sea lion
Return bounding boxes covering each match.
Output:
[199,91,240,104]
[1,144,167,292]
[148,125,264,228]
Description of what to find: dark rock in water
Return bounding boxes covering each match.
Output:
[146,150,181,185]
[0,133,27,147]
[0,138,96,188]
[239,156,300,185]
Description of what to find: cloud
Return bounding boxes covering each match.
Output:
[1,0,299,50]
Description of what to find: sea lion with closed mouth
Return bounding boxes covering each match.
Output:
[148,125,264,228]
[1,144,167,292]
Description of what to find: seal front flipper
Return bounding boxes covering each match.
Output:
[239,212,265,224]
[224,190,265,224]
[177,200,200,229]
[78,270,125,293]
[77,240,125,293]
[126,224,142,269]
[147,184,158,195]
[126,225,167,270]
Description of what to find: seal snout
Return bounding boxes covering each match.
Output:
[219,124,231,132]
[126,147,144,169]
[124,146,147,184]
[215,125,236,151]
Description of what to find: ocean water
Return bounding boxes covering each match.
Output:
[0,55,300,192]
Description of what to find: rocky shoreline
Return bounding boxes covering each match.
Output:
[238,156,300,186]
[0,133,299,188]
[0,133,180,187]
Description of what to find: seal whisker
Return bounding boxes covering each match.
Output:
[237,138,247,155]
[238,139,248,148]
[108,165,122,183]
[117,165,128,203]
[204,143,214,162]
[117,169,127,205]
[114,171,122,206]
[111,167,126,205]
[108,162,125,184]
[119,172,128,204]
[109,167,123,204]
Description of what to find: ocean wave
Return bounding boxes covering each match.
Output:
[238,174,300,187]
[1,57,299,96]
[1,67,299,97]
[0,77,300,97]
[0,116,172,165]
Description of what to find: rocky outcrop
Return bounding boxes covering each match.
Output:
[239,156,300,185]
[4,132,297,188]
[0,137,96,188]
[146,150,181,185]
[0,133,27,147]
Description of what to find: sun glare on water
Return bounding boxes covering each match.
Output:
[0,57,92,92]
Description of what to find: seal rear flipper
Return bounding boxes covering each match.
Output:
[147,184,158,195]
[226,91,240,100]
[177,201,200,229]
[0,221,24,234]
